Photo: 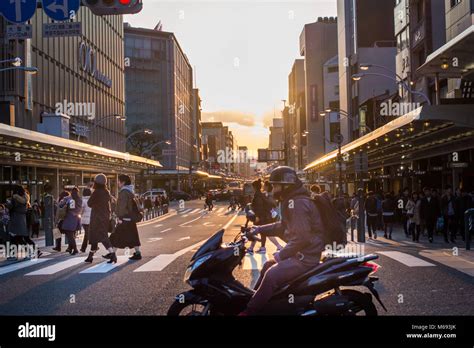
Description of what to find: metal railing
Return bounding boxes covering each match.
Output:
[142,204,169,221]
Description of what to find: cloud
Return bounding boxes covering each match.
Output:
[262,109,283,128]
[201,110,256,127]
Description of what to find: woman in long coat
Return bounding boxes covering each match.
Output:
[7,185,41,259]
[58,187,82,255]
[86,174,116,263]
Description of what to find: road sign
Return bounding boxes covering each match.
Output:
[0,0,37,24]
[6,24,32,40]
[43,22,81,38]
[42,0,81,21]
[354,152,369,173]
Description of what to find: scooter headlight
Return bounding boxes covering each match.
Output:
[184,254,212,283]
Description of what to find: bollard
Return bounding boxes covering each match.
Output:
[465,209,474,250]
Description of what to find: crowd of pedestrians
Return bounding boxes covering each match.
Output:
[0,173,169,262]
[360,186,474,243]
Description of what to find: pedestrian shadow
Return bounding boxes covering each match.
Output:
[0,252,138,315]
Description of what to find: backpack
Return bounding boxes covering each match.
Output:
[129,196,144,223]
[311,193,347,246]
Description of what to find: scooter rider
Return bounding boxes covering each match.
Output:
[239,166,325,315]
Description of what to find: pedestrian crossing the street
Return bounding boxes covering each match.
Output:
[2,239,469,279]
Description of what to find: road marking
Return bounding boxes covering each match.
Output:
[134,212,240,273]
[419,249,474,277]
[25,257,86,276]
[80,256,129,274]
[178,209,192,215]
[177,236,191,241]
[377,251,435,267]
[0,258,51,275]
[180,216,202,227]
[147,237,163,243]
[216,208,225,213]
[190,208,201,214]
[203,222,215,227]
[154,224,163,228]
[159,228,172,234]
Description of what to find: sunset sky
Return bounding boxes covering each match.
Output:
[125,0,337,151]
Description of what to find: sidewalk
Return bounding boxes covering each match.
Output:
[348,223,472,250]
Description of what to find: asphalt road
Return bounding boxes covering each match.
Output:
[0,199,473,316]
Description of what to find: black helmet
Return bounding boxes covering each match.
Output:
[269,166,299,185]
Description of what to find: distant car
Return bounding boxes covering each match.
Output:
[141,189,167,201]
[171,191,192,201]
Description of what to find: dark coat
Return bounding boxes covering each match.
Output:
[258,185,324,266]
[252,190,272,225]
[420,196,440,222]
[58,196,82,232]
[8,194,29,237]
[87,187,111,245]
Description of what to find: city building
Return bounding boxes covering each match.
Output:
[305,1,474,195]
[393,0,446,105]
[322,55,340,153]
[337,0,397,143]
[124,23,194,191]
[299,17,338,166]
[191,88,203,167]
[0,8,160,201]
[124,23,194,168]
[269,118,285,151]
[287,59,306,170]
[236,146,251,178]
[201,122,227,173]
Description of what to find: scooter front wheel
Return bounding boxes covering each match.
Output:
[167,300,210,316]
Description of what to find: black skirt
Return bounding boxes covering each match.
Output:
[109,221,141,249]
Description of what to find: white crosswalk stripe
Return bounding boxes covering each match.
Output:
[25,257,86,276]
[0,258,51,275]
[377,251,435,267]
[79,256,129,274]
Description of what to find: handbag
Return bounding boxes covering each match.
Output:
[53,227,62,240]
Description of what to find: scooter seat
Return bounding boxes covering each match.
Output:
[273,257,347,297]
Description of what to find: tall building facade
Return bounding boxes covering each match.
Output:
[124,24,194,170]
[337,0,397,144]
[299,17,338,166]
[0,8,161,203]
[0,8,126,151]
[287,59,306,170]
[322,55,340,153]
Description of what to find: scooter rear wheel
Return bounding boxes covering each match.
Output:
[167,301,210,316]
[341,289,378,316]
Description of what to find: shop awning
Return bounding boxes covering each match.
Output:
[304,104,474,172]
[0,123,162,172]
[417,25,474,79]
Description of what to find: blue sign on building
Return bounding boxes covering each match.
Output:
[0,0,37,24]
[42,0,81,22]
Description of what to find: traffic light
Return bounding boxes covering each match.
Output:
[82,0,143,16]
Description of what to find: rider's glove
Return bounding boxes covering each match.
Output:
[273,251,281,263]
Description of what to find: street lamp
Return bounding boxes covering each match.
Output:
[0,66,38,74]
[141,140,172,157]
[82,114,126,141]
[0,57,22,67]
[119,129,153,145]
[320,108,373,133]
[351,72,431,105]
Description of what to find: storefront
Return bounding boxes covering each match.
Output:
[0,122,162,203]
[304,105,474,195]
